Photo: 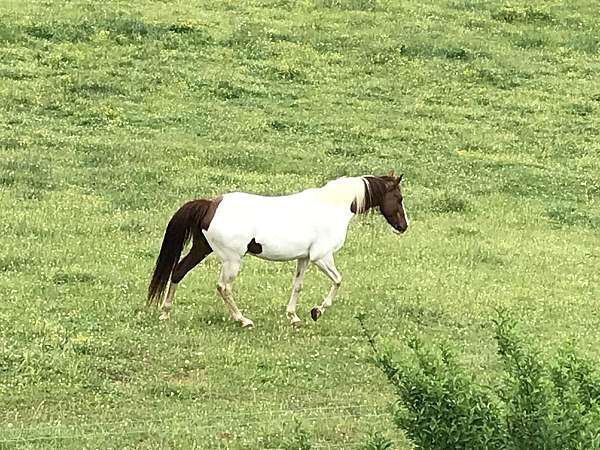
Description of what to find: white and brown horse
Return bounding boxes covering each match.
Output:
[148,174,408,327]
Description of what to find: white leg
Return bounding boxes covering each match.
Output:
[286,258,309,327]
[311,253,342,321]
[159,282,177,321]
[216,259,254,328]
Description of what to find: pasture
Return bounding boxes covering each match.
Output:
[1,0,599,448]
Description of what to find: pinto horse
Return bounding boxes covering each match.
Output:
[148,173,408,328]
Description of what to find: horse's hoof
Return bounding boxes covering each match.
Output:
[291,318,302,328]
[159,312,170,321]
[240,318,254,329]
[311,308,321,321]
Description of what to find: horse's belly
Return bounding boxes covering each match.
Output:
[250,232,312,261]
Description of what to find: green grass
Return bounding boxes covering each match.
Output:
[0,0,599,448]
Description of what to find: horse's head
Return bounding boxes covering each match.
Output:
[379,173,408,234]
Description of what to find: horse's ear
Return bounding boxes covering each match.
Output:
[398,173,403,182]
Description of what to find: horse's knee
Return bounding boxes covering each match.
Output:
[171,270,184,284]
[171,263,190,284]
[217,281,230,296]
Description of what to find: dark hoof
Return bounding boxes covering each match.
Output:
[311,307,321,321]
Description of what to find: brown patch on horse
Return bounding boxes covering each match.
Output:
[171,232,212,284]
[247,238,263,254]
[147,196,222,305]
[200,195,222,230]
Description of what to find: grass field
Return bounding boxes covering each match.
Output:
[1,0,599,448]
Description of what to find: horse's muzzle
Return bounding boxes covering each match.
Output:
[393,224,408,234]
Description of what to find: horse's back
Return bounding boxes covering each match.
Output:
[213,191,310,225]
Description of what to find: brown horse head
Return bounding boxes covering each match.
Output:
[352,172,409,234]
[378,173,408,234]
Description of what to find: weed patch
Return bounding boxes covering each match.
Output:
[316,0,381,12]
[545,204,599,229]
[52,271,97,285]
[427,191,472,214]
[0,256,30,273]
[492,6,556,25]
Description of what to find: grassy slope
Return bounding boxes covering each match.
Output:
[0,0,599,448]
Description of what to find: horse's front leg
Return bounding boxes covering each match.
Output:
[286,257,309,327]
[310,253,342,321]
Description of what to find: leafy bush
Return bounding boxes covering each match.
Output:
[359,312,600,450]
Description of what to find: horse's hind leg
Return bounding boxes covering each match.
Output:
[217,259,254,328]
[310,253,342,322]
[160,235,211,320]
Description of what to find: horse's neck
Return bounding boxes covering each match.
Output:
[309,179,362,212]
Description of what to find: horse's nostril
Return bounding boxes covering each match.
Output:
[395,225,406,234]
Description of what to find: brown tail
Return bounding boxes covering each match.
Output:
[147,200,212,306]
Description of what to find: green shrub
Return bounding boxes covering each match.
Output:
[495,314,600,450]
[359,312,600,450]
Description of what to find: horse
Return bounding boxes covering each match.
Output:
[147,173,409,328]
